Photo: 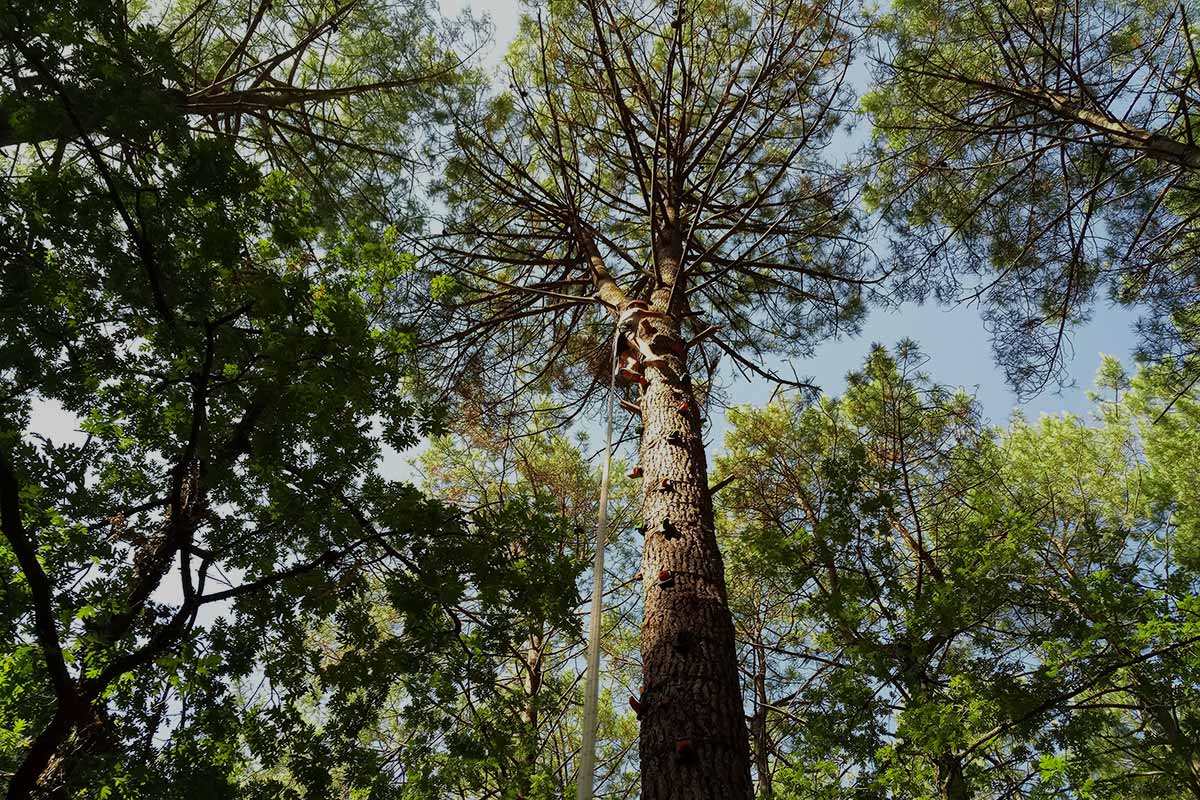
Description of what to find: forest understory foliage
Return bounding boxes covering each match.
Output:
[2,0,1200,798]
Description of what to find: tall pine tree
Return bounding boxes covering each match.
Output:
[414,0,877,794]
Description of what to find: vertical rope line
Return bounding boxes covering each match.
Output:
[577,329,620,800]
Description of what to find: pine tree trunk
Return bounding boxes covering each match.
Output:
[635,299,753,799]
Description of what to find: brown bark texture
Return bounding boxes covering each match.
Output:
[516,630,544,800]
[633,296,753,800]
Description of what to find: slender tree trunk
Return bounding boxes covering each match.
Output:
[7,705,76,799]
[1131,675,1200,799]
[516,629,544,800]
[751,633,772,799]
[1004,84,1200,171]
[635,286,753,799]
[7,513,200,798]
[936,753,967,800]
[6,685,117,799]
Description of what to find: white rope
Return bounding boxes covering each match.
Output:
[576,330,620,800]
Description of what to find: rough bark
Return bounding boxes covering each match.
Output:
[919,75,1200,172]
[1011,84,1200,172]
[634,286,753,800]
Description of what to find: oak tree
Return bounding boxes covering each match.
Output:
[0,2,528,796]
[1,0,469,221]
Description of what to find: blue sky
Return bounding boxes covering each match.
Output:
[766,300,1143,424]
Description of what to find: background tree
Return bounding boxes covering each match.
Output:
[716,345,1051,799]
[718,510,830,799]
[994,358,1200,799]
[0,2,540,796]
[714,345,1200,799]
[223,493,584,800]
[379,421,643,799]
[865,0,1200,394]
[413,0,877,793]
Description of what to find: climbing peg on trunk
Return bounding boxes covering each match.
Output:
[649,519,680,540]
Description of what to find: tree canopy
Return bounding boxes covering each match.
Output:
[710,346,1200,798]
[0,1,553,796]
[7,0,1200,798]
[866,0,1200,392]
[2,0,470,222]
[413,0,875,422]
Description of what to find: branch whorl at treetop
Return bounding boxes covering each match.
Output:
[414,0,880,419]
